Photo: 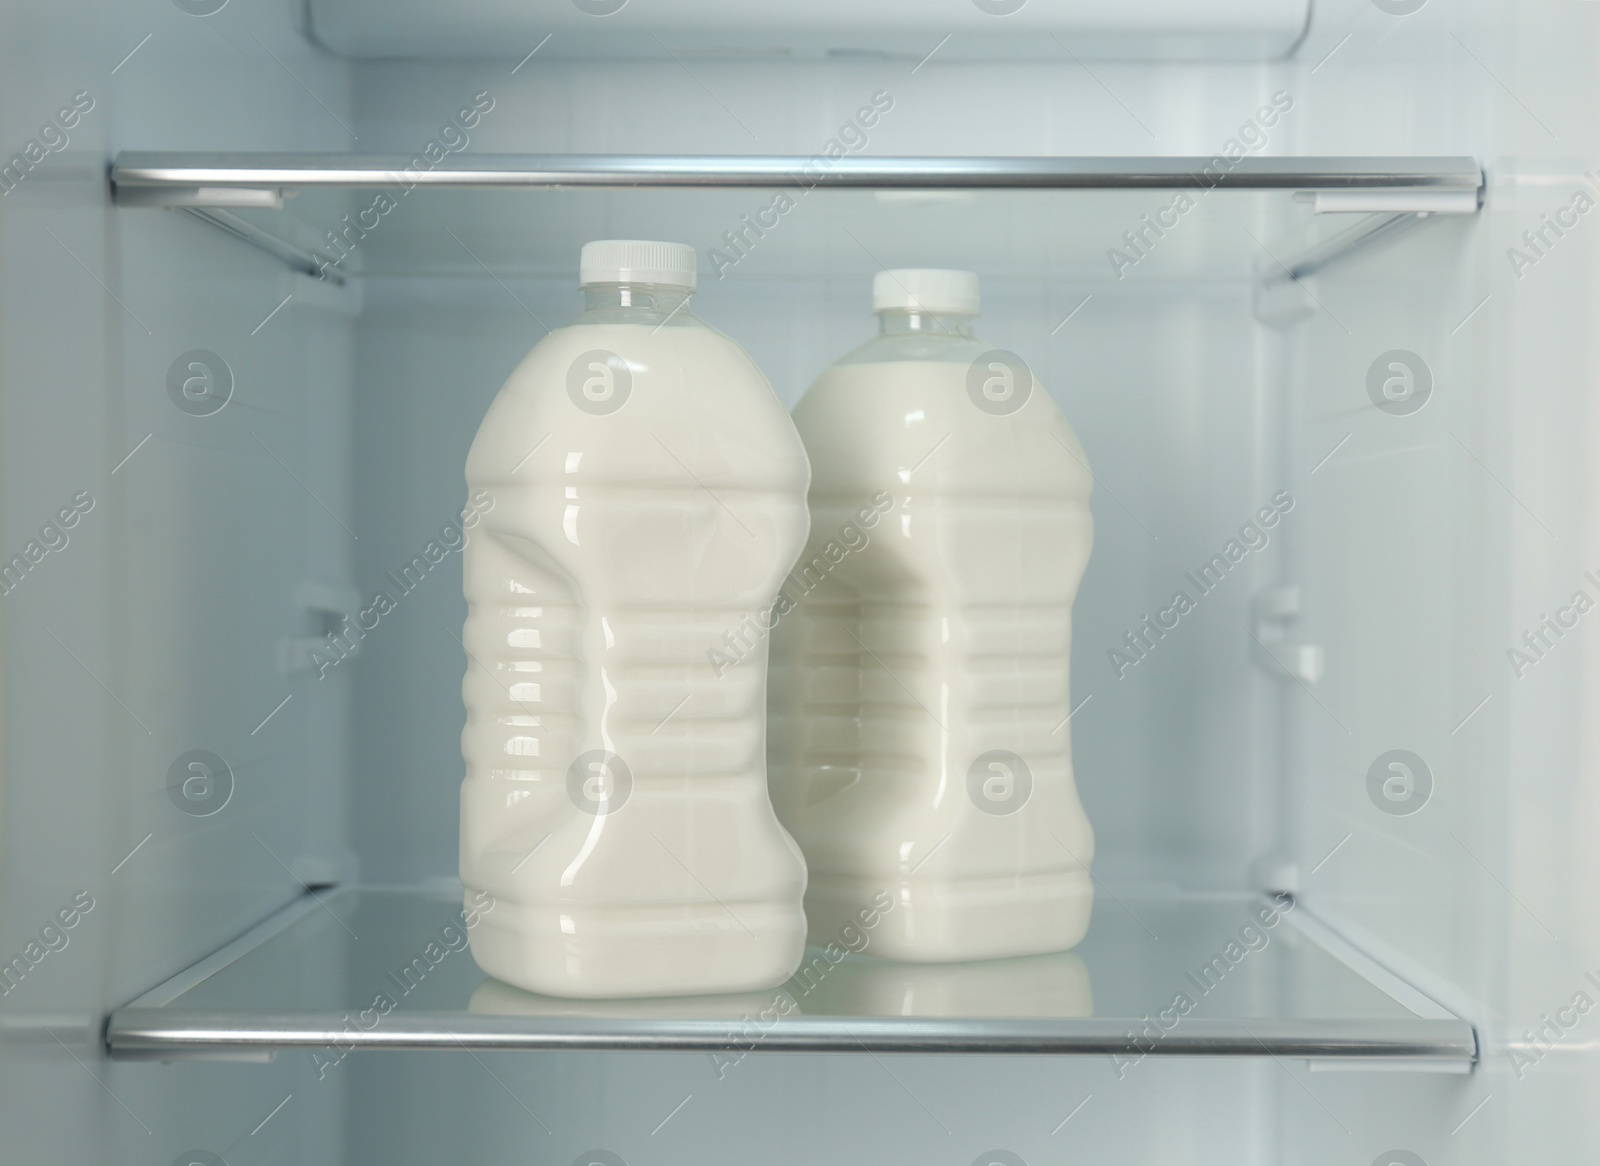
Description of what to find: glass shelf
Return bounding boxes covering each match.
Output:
[106,888,1475,1065]
[109,153,1483,285]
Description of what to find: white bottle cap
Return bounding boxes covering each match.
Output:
[579,239,698,289]
[872,269,980,315]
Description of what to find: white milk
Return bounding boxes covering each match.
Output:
[460,240,810,998]
[769,269,1096,962]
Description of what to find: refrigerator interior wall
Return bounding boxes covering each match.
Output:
[1,0,1596,1163]
[0,2,356,1163]
[1283,3,1600,1162]
[347,1053,1276,1164]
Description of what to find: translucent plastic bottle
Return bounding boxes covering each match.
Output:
[769,269,1096,962]
[460,240,810,998]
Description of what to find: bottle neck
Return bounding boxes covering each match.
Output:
[578,282,697,326]
[876,308,975,338]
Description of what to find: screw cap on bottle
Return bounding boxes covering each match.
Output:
[872,269,980,315]
[579,239,698,289]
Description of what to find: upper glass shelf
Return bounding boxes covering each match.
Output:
[107,887,1474,1065]
[110,153,1482,285]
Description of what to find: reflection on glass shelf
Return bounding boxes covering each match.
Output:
[790,949,1094,1020]
[467,948,1092,1021]
[469,979,790,1022]
[105,888,1474,1064]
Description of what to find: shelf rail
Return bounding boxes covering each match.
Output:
[107,1011,1477,1061]
[112,151,1484,199]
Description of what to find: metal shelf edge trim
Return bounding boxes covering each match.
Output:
[106,1011,1476,1060]
[111,153,1485,194]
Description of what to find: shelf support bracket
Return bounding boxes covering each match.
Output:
[1296,187,1481,215]
[1252,584,1323,684]
[114,185,284,210]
